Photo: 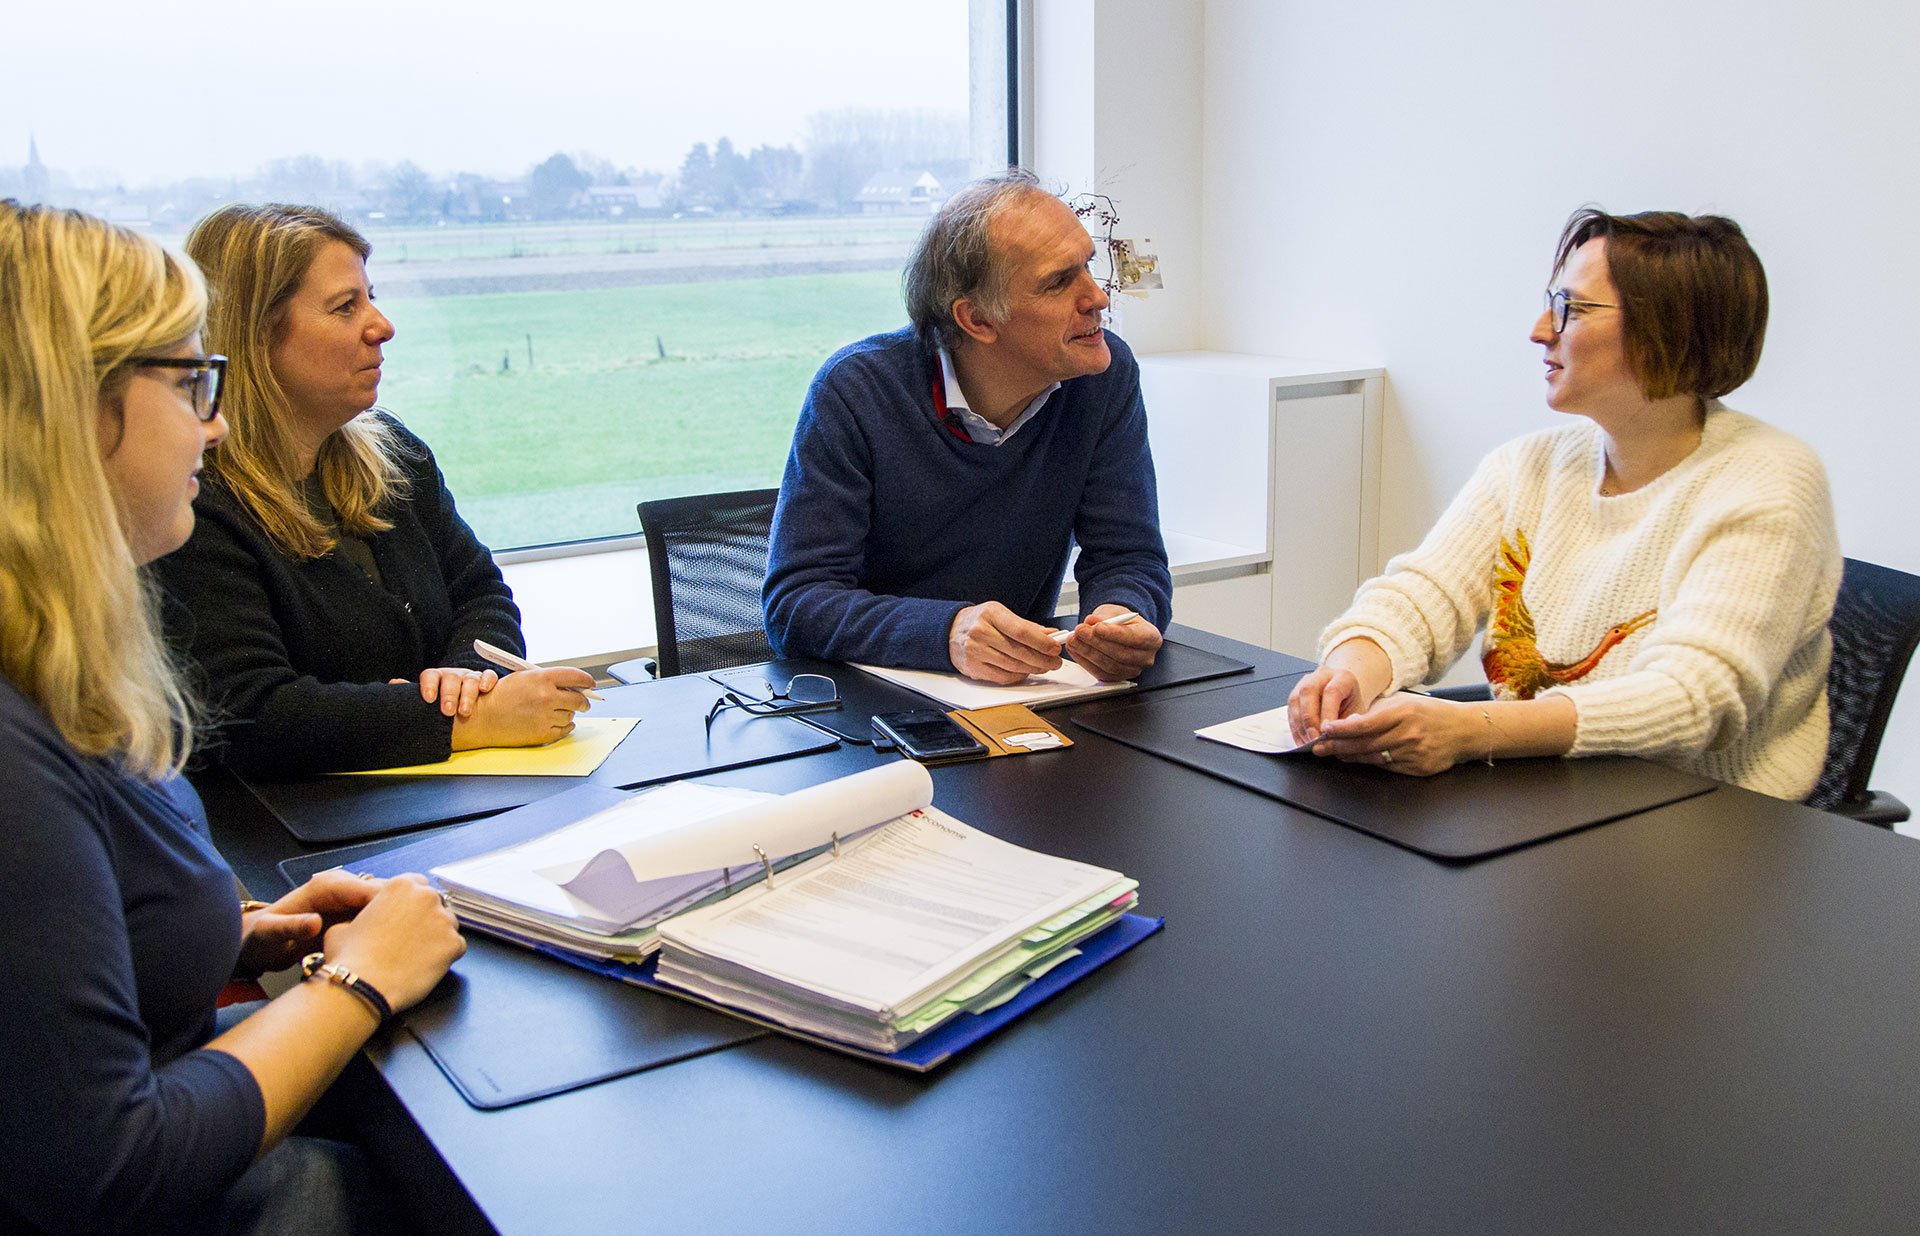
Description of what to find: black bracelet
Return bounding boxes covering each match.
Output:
[299,952,393,1021]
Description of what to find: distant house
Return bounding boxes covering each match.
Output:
[854,170,944,215]
[446,178,534,223]
[581,184,666,218]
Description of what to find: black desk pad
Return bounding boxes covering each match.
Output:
[1072,677,1720,861]
[1109,635,1256,694]
[276,816,761,1110]
[392,937,757,1110]
[709,639,1256,744]
[239,673,840,845]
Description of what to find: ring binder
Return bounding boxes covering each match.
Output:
[752,844,775,890]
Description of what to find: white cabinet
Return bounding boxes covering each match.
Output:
[1136,352,1384,655]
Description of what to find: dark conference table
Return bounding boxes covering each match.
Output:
[204,629,1920,1235]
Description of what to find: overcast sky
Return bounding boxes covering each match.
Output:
[6,0,972,185]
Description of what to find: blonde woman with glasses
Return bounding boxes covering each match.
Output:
[154,203,593,775]
[0,200,463,1233]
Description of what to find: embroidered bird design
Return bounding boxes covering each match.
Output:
[1481,529,1656,700]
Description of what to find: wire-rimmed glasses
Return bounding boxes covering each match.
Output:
[1543,289,1617,333]
[704,673,840,733]
[132,354,227,421]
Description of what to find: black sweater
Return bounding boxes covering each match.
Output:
[155,422,524,775]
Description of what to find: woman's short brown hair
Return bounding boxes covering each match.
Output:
[1553,207,1768,401]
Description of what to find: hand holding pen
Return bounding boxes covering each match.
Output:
[1048,610,1142,644]
[473,639,604,701]
[1054,607,1163,682]
[447,641,601,751]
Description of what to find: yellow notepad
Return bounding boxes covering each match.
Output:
[335,716,640,777]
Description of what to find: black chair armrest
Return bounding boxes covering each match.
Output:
[606,657,658,685]
[1823,791,1911,829]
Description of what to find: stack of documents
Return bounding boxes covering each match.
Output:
[653,802,1139,1055]
[431,781,776,960]
[424,758,1146,1059]
[430,761,936,961]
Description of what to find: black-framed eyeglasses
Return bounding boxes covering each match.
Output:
[1544,289,1617,333]
[704,673,840,733]
[132,354,227,422]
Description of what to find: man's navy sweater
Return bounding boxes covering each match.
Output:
[764,327,1171,668]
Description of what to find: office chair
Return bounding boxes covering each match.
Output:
[606,488,780,683]
[1807,557,1920,826]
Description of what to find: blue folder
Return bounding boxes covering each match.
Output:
[621,912,1164,1072]
[340,787,1164,1073]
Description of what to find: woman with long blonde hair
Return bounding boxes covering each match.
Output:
[0,200,464,1233]
[154,203,592,775]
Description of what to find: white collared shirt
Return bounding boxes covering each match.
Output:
[937,347,1059,446]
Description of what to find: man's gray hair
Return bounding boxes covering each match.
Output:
[903,167,1051,351]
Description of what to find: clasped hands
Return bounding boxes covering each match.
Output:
[1287,663,1483,777]
[236,869,465,1012]
[948,600,1162,684]
[386,664,597,750]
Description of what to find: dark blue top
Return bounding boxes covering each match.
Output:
[763,327,1173,668]
[0,674,263,1234]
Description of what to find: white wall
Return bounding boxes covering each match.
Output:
[1037,0,1920,824]
[1029,0,1206,354]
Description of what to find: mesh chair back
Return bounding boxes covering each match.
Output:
[637,489,779,678]
[1808,558,1920,809]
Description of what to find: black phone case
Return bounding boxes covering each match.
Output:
[871,711,988,762]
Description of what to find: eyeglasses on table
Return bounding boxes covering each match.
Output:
[704,673,840,733]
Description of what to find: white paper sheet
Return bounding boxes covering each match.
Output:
[536,759,932,888]
[1194,704,1315,755]
[853,660,1134,711]
[431,781,771,933]
[433,761,936,933]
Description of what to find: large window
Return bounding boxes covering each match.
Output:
[5,1,1012,548]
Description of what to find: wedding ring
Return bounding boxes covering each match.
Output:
[437,889,452,909]
[1382,749,1394,764]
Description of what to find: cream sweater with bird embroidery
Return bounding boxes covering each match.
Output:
[1319,406,1841,801]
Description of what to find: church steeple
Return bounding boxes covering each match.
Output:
[22,134,51,203]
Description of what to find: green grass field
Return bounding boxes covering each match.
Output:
[379,268,907,547]
[360,216,925,263]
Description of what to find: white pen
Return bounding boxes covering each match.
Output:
[472,639,605,700]
[1049,610,1141,644]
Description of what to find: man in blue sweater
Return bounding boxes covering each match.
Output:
[764,169,1172,683]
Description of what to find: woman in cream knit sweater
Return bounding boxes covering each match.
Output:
[1288,209,1839,801]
